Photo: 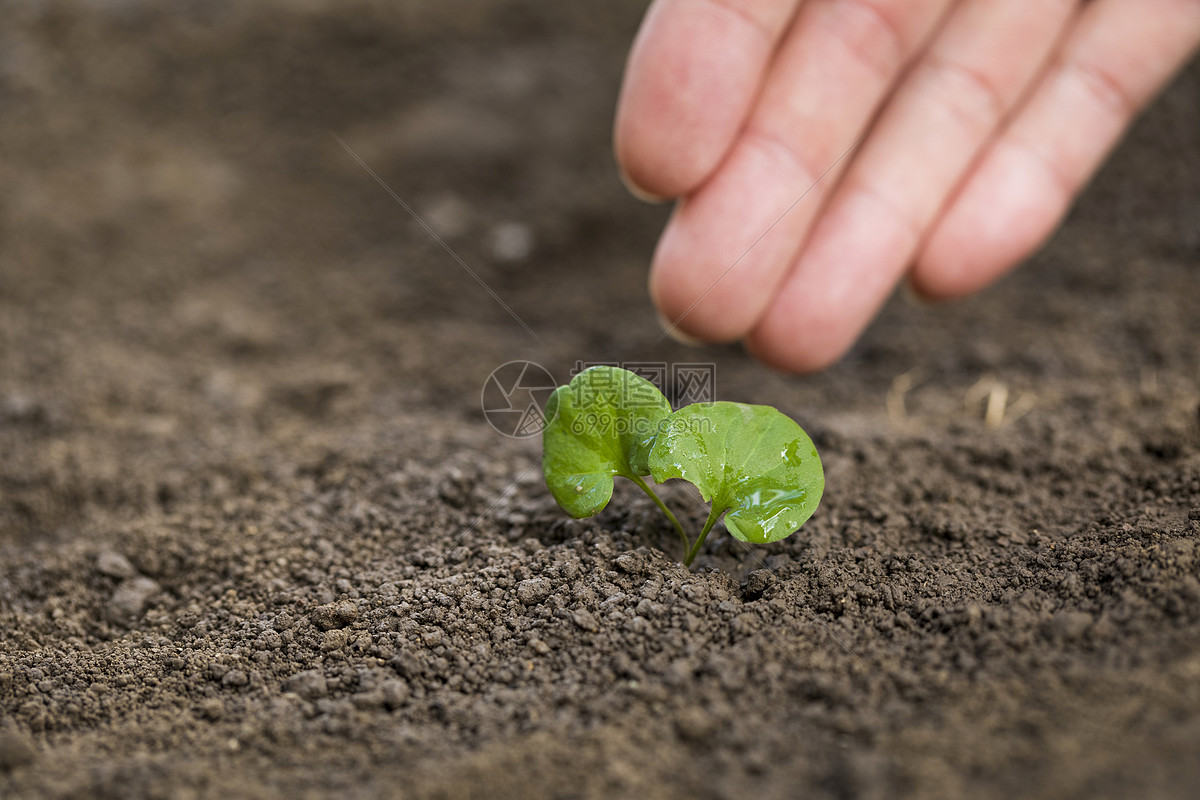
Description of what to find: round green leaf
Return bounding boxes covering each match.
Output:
[648,402,824,544]
[542,366,672,518]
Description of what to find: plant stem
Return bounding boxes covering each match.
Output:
[683,504,722,567]
[630,475,690,555]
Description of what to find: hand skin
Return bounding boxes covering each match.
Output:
[615,0,1200,372]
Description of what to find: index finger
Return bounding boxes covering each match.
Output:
[614,0,800,199]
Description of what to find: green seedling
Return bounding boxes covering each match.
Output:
[542,365,824,566]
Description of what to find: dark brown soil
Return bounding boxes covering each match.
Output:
[3,3,1200,798]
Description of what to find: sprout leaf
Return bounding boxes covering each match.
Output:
[542,366,672,518]
[648,402,824,544]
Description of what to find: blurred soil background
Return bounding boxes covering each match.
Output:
[2,1,1200,798]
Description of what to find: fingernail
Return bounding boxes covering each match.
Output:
[619,168,669,204]
[655,309,703,346]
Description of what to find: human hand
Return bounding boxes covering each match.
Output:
[615,0,1200,371]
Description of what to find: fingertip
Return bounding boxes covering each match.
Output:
[743,326,846,375]
[613,73,723,200]
[613,103,686,199]
[647,242,707,345]
[614,0,785,201]
[617,164,670,204]
[647,274,739,345]
[743,303,852,374]
[647,213,752,345]
[909,230,983,300]
[612,12,713,199]
[911,185,1018,299]
[913,140,1067,298]
[653,309,704,346]
[901,277,947,306]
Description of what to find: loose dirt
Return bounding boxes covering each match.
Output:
[3,3,1200,798]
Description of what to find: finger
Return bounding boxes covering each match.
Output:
[746,0,1078,371]
[651,0,951,343]
[614,0,800,200]
[913,0,1200,299]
